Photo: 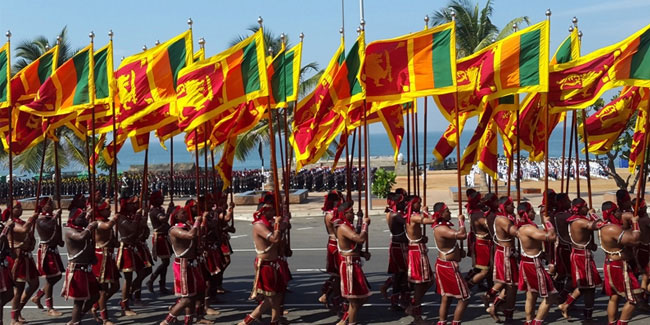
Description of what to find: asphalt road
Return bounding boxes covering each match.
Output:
[5,216,650,324]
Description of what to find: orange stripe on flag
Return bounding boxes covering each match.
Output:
[225,50,245,102]
[499,35,521,89]
[412,35,433,91]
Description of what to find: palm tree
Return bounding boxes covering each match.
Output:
[226,25,320,163]
[10,26,101,174]
[431,0,529,58]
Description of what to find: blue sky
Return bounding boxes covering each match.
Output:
[2,0,650,133]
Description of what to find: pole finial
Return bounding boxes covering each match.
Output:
[339,27,344,35]
[187,18,193,29]
[360,19,365,30]
[545,8,552,17]
[299,32,304,41]
[142,45,147,51]
[572,16,578,27]
[424,15,430,24]
[280,33,285,44]
[198,37,205,48]
[108,29,113,40]
[578,31,583,38]
[56,35,62,45]
[512,23,518,31]
[155,40,160,46]
[450,8,456,21]
[89,31,95,42]
[5,30,10,41]
[568,25,574,32]
[268,46,273,56]
[356,26,361,35]
[258,16,263,28]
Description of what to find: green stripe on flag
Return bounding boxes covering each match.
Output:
[37,52,54,84]
[499,95,514,104]
[72,49,90,105]
[554,36,572,64]
[283,50,295,99]
[94,48,109,100]
[0,50,7,102]
[242,40,261,94]
[168,38,188,89]
[270,53,286,103]
[518,29,540,87]
[345,40,362,96]
[432,29,453,88]
[630,29,650,80]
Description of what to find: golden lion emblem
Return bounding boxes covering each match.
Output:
[177,76,214,112]
[364,50,392,87]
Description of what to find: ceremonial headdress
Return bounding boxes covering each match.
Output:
[67,208,85,230]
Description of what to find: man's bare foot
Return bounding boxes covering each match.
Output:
[10,321,24,325]
[196,318,214,324]
[283,309,289,315]
[47,309,63,316]
[205,307,221,316]
[91,306,100,322]
[379,282,389,300]
[480,294,490,308]
[558,303,569,319]
[31,295,43,309]
[318,293,327,304]
[18,316,27,323]
[122,309,137,316]
[486,305,502,323]
[103,320,115,325]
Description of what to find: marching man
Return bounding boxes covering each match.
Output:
[404,196,433,325]
[431,202,469,325]
[515,202,557,324]
[92,201,120,325]
[61,208,100,325]
[148,190,172,295]
[318,191,342,308]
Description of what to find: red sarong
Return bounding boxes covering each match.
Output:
[61,263,100,301]
[635,244,650,274]
[137,242,153,268]
[220,234,233,256]
[435,258,470,300]
[326,237,340,275]
[339,255,371,299]
[250,258,285,299]
[493,245,518,284]
[518,255,557,297]
[388,241,408,274]
[278,256,292,285]
[116,243,146,272]
[570,248,602,288]
[407,243,433,283]
[152,232,172,260]
[9,251,38,283]
[173,258,205,298]
[0,264,12,293]
[554,242,572,277]
[203,243,224,275]
[92,247,120,283]
[472,237,492,270]
[37,244,64,278]
[603,258,642,303]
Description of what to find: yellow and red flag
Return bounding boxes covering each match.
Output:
[477,121,499,179]
[176,29,268,132]
[432,111,470,162]
[330,32,365,110]
[458,100,493,175]
[361,22,456,109]
[216,135,237,190]
[0,43,10,110]
[629,105,650,172]
[582,87,647,154]
[268,41,302,109]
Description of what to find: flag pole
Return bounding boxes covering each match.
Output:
[53,36,62,209]
[544,9,551,219]
[422,16,430,204]
[560,22,573,194]
[413,99,420,196]
[406,99,411,194]
[260,17,282,218]
[108,30,119,215]
[565,110,575,193]
[194,130,201,214]
[35,140,47,206]
[513,23,521,205]
[635,97,650,216]
[203,125,209,211]
[89,31,96,211]
[348,129,357,201]
[5,30,12,219]
[577,29,592,207]
[573,110,581,198]
[451,10,463,217]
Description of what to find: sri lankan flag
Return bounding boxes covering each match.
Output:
[477,121,499,179]
[551,28,580,65]
[176,29,267,132]
[361,22,456,109]
[432,111,470,162]
[20,44,94,117]
[630,105,649,172]
[458,100,493,175]
[330,32,365,109]
[216,135,237,190]
[77,42,115,123]
[210,100,265,147]
[0,43,9,109]
[549,23,650,112]
[268,41,302,108]
[582,87,647,154]
[116,30,192,128]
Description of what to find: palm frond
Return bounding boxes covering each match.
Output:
[494,17,530,41]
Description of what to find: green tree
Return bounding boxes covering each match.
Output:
[227,25,321,164]
[10,27,108,175]
[431,0,530,58]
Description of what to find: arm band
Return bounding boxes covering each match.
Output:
[361,223,368,233]
[633,221,640,232]
[544,221,554,231]
[192,220,200,228]
[266,232,273,240]
[274,222,280,232]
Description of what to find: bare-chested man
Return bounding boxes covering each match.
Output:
[319,190,343,308]
[431,202,469,325]
[515,202,558,324]
[404,196,434,324]
[486,196,518,322]
[160,206,206,325]
[238,201,288,325]
[116,196,147,316]
[601,201,642,325]
[632,197,650,308]
[147,190,172,295]
[61,208,100,325]
[91,201,120,325]
[558,198,602,321]
[0,208,16,324]
[8,202,38,325]
[215,193,235,295]
[31,197,64,316]
[382,192,409,311]
[465,189,491,291]
[551,193,573,300]
[334,201,370,325]
[201,195,226,317]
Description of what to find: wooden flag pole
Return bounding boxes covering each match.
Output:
[573,111,581,198]
[347,129,357,201]
[512,23,522,204]
[406,98,411,194]
[5,31,12,222]
[565,111,575,193]
[560,116,567,193]
[634,99,650,216]
[450,11,463,251]
[54,140,62,209]
[89,31,97,211]
[203,125,210,211]
[544,9,551,219]
[35,140,48,206]
[170,137,174,203]
[414,100,420,197]
[262,38,282,218]
[141,146,149,209]
[194,130,201,215]
[423,98,428,206]
[581,110,593,208]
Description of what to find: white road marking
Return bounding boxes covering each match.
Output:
[296,268,326,272]
[230,234,248,239]
[296,227,314,231]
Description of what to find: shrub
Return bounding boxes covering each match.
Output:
[372,168,396,198]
